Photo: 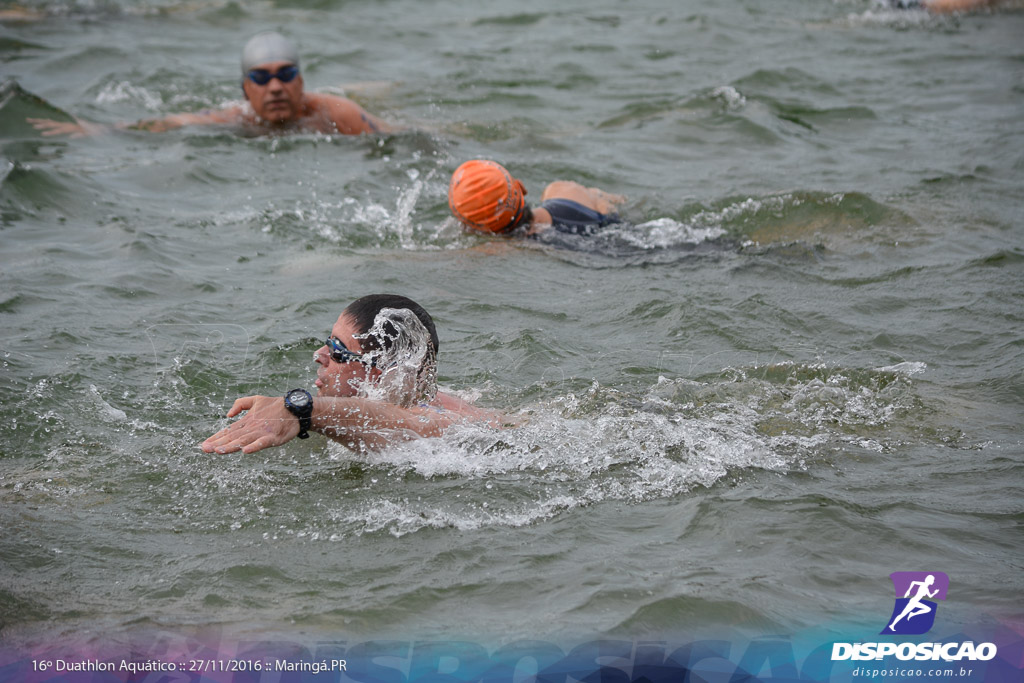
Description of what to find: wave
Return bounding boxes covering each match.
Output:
[260,170,911,263]
[0,79,76,139]
[0,354,944,541]
[299,359,937,537]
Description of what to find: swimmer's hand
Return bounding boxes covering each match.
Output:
[27,117,107,138]
[201,395,300,455]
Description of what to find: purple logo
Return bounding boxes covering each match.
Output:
[880,571,949,635]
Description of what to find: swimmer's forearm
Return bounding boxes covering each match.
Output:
[29,112,222,136]
[312,397,449,440]
[121,118,181,133]
[123,107,243,132]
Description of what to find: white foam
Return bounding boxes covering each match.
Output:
[710,85,746,110]
[876,361,927,375]
[609,217,726,250]
[356,307,437,407]
[95,81,163,111]
[88,384,127,422]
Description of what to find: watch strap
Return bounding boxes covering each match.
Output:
[284,389,313,439]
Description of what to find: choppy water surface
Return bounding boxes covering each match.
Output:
[1,0,1022,650]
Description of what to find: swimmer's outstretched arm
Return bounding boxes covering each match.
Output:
[123,107,244,132]
[28,106,245,137]
[200,394,458,455]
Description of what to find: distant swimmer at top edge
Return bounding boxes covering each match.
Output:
[885,0,1008,12]
[28,31,392,138]
[448,159,627,239]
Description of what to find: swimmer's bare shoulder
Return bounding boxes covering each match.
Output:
[540,180,626,214]
[304,92,392,135]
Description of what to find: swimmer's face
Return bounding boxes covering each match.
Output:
[314,312,381,397]
[242,60,304,124]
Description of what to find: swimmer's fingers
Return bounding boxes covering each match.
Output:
[27,117,105,138]
[200,417,295,454]
[27,118,77,136]
[239,435,284,454]
[200,416,252,453]
[200,431,242,454]
[201,395,300,454]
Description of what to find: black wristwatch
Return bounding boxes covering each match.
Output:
[283,388,314,439]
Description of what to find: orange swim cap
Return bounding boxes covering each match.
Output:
[448,160,527,233]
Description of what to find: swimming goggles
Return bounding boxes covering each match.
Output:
[325,336,370,365]
[247,65,300,86]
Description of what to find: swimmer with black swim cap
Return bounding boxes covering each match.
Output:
[201,294,501,454]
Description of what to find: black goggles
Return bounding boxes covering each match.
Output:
[325,336,371,365]
[247,65,300,86]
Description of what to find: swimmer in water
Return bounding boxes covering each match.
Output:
[448,159,626,238]
[886,0,1003,12]
[29,31,391,138]
[201,294,500,455]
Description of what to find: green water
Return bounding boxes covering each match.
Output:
[0,0,1022,651]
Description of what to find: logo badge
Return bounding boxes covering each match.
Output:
[880,571,949,635]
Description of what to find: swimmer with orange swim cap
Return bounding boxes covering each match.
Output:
[449,160,626,237]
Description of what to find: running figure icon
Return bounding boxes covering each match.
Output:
[889,575,939,631]
[881,571,949,635]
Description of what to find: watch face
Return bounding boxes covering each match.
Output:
[287,389,311,409]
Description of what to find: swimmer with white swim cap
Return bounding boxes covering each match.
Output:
[241,31,301,75]
[30,30,391,137]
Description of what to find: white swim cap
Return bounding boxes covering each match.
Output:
[241,31,300,74]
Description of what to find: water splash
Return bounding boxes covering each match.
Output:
[87,384,127,422]
[356,308,437,407]
[710,85,747,110]
[95,81,165,111]
[608,217,727,250]
[318,359,935,537]
[391,173,423,250]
